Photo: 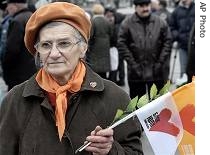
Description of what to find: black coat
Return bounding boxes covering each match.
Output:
[2,8,36,90]
[118,13,172,82]
[169,2,195,50]
[87,15,112,73]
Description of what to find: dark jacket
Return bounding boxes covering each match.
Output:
[0,14,12,61]
[2,8,36,90]
[87,15,112,73]
[0,65,143,155]
[110,12,126,47]
[169,2,195,50]
[118,13,172,82]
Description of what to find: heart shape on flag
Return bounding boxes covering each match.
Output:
[150,108,180,136]
[179,104,195,135]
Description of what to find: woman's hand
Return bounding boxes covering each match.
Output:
[85,126,114,155]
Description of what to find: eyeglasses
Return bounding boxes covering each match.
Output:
[34,40,81,55]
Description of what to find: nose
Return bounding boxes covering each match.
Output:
[49,43,61,57]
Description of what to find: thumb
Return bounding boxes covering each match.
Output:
[91,126,102,135]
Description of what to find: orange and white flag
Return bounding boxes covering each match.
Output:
[135,80,195,155]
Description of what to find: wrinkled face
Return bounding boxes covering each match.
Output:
[37,22,87,82]
[135,3,151,18]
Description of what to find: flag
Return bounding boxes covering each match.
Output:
[75,80,195,153]
[135,92,184,155]
[135,80,195,155]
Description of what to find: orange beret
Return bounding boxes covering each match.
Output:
[24,2,91,55]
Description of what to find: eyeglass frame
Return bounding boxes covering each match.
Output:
[34,39,82,55]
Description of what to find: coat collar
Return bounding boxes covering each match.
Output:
[22,64,104,98]
[132,12,155,23]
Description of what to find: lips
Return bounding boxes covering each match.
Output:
[48,62,64,65]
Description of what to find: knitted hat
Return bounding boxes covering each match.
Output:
[24,2,91,55]
[133,0,151,5]
[7,0,27,3]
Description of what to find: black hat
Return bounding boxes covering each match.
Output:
[133,0,151,5]
[0,0,7,10]
[7,0,27,3]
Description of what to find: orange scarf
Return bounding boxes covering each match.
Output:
[36,61,86,141]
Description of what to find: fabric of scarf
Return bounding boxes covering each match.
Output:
[36,61,86,141]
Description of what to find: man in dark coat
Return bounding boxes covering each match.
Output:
[118,0,172,98]
[1,0,36,90]
[169,0,195,79]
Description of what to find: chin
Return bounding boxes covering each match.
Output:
[47,68,68,76]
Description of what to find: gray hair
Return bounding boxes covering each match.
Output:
[36,21,86,43]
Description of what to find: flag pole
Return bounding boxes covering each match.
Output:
[75,110,137,153]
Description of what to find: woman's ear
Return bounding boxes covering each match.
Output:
[35,52,41,69]
[79,43,88,58]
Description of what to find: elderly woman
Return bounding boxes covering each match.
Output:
[0,2,143,155]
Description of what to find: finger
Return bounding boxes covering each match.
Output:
[91,126,102,135]
[89,141,113,149]
[95,128,114,137]
[86,135,114,143]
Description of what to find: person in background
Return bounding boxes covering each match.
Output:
[86,4,112,79]
[1,0,36,90]
[104,5,126,86]
[104,5,118,83]
[150,0,159,12]
[0,0,12,76]
[118,0,172,98]
[154,0,171,24]
[0,2,144,155]
[169,0,194,82]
